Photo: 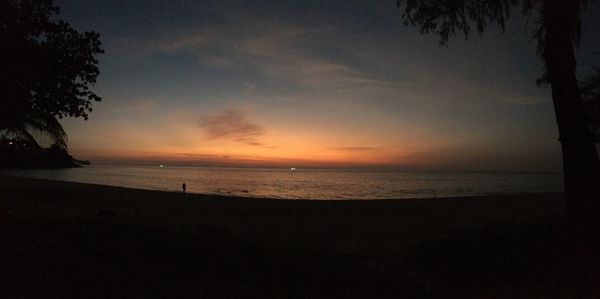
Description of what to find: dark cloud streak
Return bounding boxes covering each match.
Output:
[332,146,379,151]
[200,109,266,146]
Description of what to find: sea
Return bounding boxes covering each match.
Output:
[2,165,564,200]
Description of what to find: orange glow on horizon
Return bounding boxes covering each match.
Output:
[63,101,561,172]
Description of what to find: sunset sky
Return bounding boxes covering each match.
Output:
[52,0,600,171]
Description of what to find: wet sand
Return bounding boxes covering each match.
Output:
[1,175,598,298]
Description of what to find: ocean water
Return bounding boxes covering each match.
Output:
[3,165,563,200]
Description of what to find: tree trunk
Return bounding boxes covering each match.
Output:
[543,0,600,228]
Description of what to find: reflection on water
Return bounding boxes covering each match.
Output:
[3,165,563,200]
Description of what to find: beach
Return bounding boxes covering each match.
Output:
[1,175,599,298]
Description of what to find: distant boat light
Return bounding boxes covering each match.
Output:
[290,167,296,171]
[160,164,164,168]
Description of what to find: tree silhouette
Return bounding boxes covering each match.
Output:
[0,0,103,150]
[397,0,600,224]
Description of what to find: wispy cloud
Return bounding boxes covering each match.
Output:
[200,108,266,146]
[116,19,400,94]
[231,25,396,91]
[200,54,232,67]
[332,146,379,151]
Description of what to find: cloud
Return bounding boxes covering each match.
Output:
[200,108,266,146]
[116,19,400,93]
[332,146,379,151]
[231,25,396,91]
[200,54,232,67]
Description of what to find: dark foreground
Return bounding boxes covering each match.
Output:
[1,176,599,298]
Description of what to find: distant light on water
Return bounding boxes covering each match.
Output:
[159,165,164,168]
[290,167,296,171]
[3,166,564,200]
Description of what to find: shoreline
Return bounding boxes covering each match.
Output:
[4,175,599,297]
[1,171,563,201]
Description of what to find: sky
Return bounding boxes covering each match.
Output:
[51,0,600,171]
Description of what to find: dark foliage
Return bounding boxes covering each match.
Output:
[0,0,103,149]
[398,0,588,49]
[0,136,86,168]
[400,0,517,45]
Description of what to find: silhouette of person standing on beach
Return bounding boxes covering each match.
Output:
[182,183,186,193]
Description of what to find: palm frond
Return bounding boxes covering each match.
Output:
[3,113,68,149]
[24,114,68,149]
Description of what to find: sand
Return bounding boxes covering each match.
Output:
[1,175,598,298]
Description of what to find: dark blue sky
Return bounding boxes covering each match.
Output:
[52,0,600,171]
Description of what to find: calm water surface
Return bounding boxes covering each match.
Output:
[4,165,563,200]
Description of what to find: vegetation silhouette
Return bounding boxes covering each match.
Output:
[0,0,103,168]
[396,0,600,226]
[0,136,89,168]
